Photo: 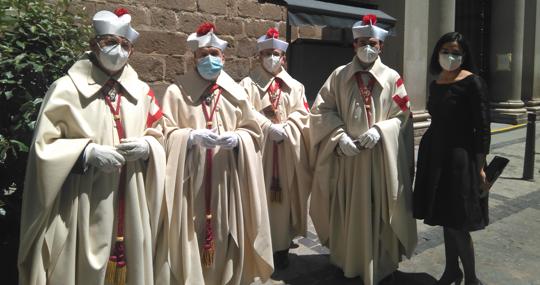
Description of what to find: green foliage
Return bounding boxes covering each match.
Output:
[0,0,91,203]
[0,0,91,280]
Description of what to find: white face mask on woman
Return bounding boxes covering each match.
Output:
[439,53,463,71]
[356,45,379,64]
[262,55,282,74]
[97,43,130,72]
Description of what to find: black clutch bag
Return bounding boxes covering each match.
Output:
[480,156,510,198]
[485,156,510,187]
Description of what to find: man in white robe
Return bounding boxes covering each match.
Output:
[160,22,273,285]
[239,27,312,269]
[18,8,167,285]
[309,14,417,285]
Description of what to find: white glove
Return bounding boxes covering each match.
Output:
[84,143,125,173]
[216,132,239,149]
[267,123,288,142]
[116,137,150,161]
[189,128,219,149]
[357,127,380,149]
[338,133,361,156]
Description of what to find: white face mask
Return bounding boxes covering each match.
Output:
[439,53,463,71]
[97,44,130,72]
[356,45,379,64]
[262,55,282,74]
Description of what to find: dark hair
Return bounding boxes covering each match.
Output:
[429,32,477,75]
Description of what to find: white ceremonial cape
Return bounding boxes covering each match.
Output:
[18,53,168,285]
[310,56,417,284]
[239,65,312,252]
[161,69,273,285]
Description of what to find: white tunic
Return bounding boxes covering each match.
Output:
[310,56,417,284]
[18,54,167,285]
[240,65,312,253]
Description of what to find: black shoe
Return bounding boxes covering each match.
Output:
[379,270,409,285]
[435,269,463,285]
[379,272,396,285]
[465,279,484,285]
[273,249,289,270]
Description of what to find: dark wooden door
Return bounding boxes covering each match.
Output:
[455,0,491,80]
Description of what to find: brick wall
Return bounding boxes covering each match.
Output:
[71,0,322,93]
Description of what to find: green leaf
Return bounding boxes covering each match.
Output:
[0,79,17,84]
[0,150,6,164]
[10,140,29,152]
[14,52,26,63]
[15,41,25,49]
[0,0,92,200]
[27,120,36,130]
[20,101,34,112]
[3,91,14,100]
[32,62,44,72]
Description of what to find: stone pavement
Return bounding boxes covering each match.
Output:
[259,122,540,285]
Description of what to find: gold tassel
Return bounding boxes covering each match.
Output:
[201,241,215,268]
[105,256,117,284]
[270,177,282,203]
[270,189,282,203]
[115,263,127,285]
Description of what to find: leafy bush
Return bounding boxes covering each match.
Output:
[0,0,91,281]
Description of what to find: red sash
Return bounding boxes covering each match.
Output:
[102,80,128,285]
[200,84,222,267]
[354,72,376,128]
[267,78,283,203]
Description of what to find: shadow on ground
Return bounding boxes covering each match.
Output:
[499,176,530,181]
[271,253,437,285]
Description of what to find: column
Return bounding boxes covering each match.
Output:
[420,0,456,123]
[489,0,528,124]
[527,0,540,115]
[402,0,456,138]
[403,0,430,127]
[428,0,456,42]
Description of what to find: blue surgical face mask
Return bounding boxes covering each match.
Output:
[197,55,223,81]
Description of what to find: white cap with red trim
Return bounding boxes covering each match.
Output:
[256,27,289,52]
[92,8,139,43]
[352,14,388,41]
[187,22,228,51]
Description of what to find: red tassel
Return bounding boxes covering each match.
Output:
[266,27,279,39]
[197,22,216,36]
[114,8,129,17]
[362,14,377,25]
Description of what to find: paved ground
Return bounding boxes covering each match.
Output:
[260,122,540,285]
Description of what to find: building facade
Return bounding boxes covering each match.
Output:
[73,0,540,131]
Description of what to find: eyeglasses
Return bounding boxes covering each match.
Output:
[96,35,133,51]
[260,50,283,57]
[196,47,223,58]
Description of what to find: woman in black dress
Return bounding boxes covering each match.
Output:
[413,32,491,285]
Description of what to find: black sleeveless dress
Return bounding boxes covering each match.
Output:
[413,74,491,231]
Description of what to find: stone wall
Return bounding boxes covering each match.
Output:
[72,0,322,93]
